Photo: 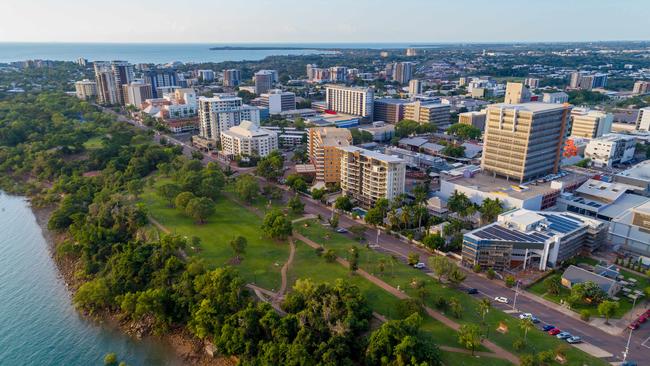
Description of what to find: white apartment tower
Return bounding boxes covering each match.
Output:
[75,79,97,100]
[198,95,261,141]
[325,85,374,119]
[220,121,279,158]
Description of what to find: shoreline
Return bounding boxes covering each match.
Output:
[27,198,232,366]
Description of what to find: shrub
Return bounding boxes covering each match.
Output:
[104,353,118,366]
[513,339,525,351]
[486,268,496,280]
[505,275,516,288]
[473,264,482,273]
[580,309,591,321]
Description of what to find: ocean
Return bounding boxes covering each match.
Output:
[0,192,182,366]
[0,42,418,64]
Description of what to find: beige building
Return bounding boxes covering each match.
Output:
[220,121,278,158]
[504,82,531,104]
[404,101,451,129]
[633,81,650,95]
[123,81,153,107]
[74,79,97,100]
[458,111,487,131]
[569,108,613,138]
[325,85,374,119]
[339,146,406,208]
[482,102,571,183]
[307,127,352,183]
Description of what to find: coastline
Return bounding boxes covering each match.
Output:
[28,199,233,366]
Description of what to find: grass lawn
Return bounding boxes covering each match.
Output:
[141,179,288,291]
[83,136,104,149]
[441,352,513,366]
[295,220,609,366]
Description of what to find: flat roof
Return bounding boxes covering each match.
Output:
[489,102,567,113]
[338,146,405,163]
[575,179,636,203]
[562,265,616,291]
[374,98,409,105]
[616,160,650,183]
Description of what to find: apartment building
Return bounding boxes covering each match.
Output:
[542,91,569,104]
[220,121,278,158]
[307,127,352,183]
[111,61,135,105]
[481,102,570,183]
[637,107,650,131]
[254,70,275,95]
[93,61,118,105]
[198,95,260,142]
[404,101,451,129]
[123,81,153,107]
[223,69,241,87]
[393,62,413,84]
[329,66,348,82]
[408,79,422,97]
[458,111,487,131]
[142,69,178,98]
[633,80,650,95]
[569,108,613,138]
[373,98,407,123]
[584,134,636,168]
[524,77,540,89]
[197,69,215,82]
[339,146,406,208]
[325,85,374,119]
[260,89,296,114]
[74,79,97,100]
[504,82,531,104]
[570,71,608,90]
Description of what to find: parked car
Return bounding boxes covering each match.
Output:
[566,336,582,344]
[548,328,561,335]
[335,228,347,233]
[542,325,555,332]
[629,321,640,330]
[637,314,647,323]
[621,361,637,366]
[413,262,426,269]
[467,288,479,295]
[494,296,509,304]
[519,313,540,323]
[556,332,572,339]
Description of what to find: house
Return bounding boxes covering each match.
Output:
[561,265,621,297]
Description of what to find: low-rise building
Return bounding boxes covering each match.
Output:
[542,91,569,104]
[615,160,650,196]
[561,265,621,297]
[220,121,278,158]
[584,134,635,168]
[458,111,486,131]
[263,126,306,148]
[570,108,613,138]
[404,101,451,129]
[373,98,407,124]
[260,89,296,114]
[609,201,650,258]
[358,121,395,142]
[74,79,97,100]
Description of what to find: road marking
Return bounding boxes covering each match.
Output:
[642,335,650,349]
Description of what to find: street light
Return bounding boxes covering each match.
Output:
[512,280,520,311]
[623,295,638,362]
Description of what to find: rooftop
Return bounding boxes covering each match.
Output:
[575,179,638,203]
[616,160,650,183]
[223,121,275,138]
[488,102,568,113]
[562,265,617,292]
[374,98,410,105]
[338,146,405,164]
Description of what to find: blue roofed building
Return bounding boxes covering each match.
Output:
[462,209,607,271]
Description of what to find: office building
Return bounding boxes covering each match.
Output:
[482,102,570,183]
[325,85,374,119]
[408,79,422,97]
[584,134,636,168]
[458,111,487,131]
[637,107,650,131]
[633,80,650,95]
[220,121,278,158]
[197,70,215,82]
[373,98,407,123]
[615,160,650,197]
[74,79,97,100]
[542,91,569,104]
[329,66,348,82]
[569,108,613,138]
[142,69,178,98]
[524,78,540,89]
[462,209,607,271]
[260,89,296,114]
[123,81,153,107]
[263,126,307,148]
[570,71,608,90]
[307,127,352,183]
[223,69,241,87]
[358,122,395,142]
[404,101,451,128]
[254,70,275,95]
[504,82,531,104]
[609,201,650,258]
[339,146,406,208]
[393,62,413,84]
[198,95,260,142]
[93,61,118,105]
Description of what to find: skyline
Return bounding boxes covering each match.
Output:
[2,0,650,43]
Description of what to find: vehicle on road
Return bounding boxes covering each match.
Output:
[335,228,348,233]
[467,288,478,295]
[637,314,647,323]
[621,362,637,366]
[548,328,561,335]
[629,321,640,330]
[542,325,555,332]
[566,336,582,344]
[519,313,540,323]
[556,332,572,339]
[413,262,426,269]
[494,296,508,304]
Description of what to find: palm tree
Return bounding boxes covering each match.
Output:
[520,317,534,344]
[479,298,492,338]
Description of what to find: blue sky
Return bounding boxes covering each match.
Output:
[1,0,649,43]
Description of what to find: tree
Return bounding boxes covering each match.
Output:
[520,354,536,366]
[422,233,445,250]
[544,275,562,295]
[349,225,366,243]
[157,183,181,207]
[520,317,534,344]
[478,298,491,338]
[256,150,284,181]
[334,195,353,211]
[441,144,465,157]
[104,353,118,366]
[396,298,423,319]
[311,188,325,200]
[457,324,482,356]
[447,267,467,287]
[429,256,452,282]
[407,252,420,266]
[287,195,304,214]
[323,249,336,263]
[365,206,385,227]
[191,150,204,161]
[449,297,463,318]
[261,210,292,240]
[230,236,247,262]
[505,275,516,288]
[446,123,481,140]
[447,190,472,218]
[479,198,503,224]
[348,246,359,272]
[286,174,307,192]
[185,197,215,224]
[486,268,496,280]
[174,191,195,211]
[598,300,619,324]
[73,278,111,314]
[235,174,259,203]
[328,212,339,229]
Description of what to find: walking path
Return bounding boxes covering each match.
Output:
[148,215,170,234]
[293,232,520,365]
[274,238,296,305]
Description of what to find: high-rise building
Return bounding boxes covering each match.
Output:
[339,146,406,208]
[223,69,241,87]
[504,82,531,104]
[260,89,296,114]
[306,64,317,80]
[325,85,374,119]
[307,127,352,183]
[123,81,153,107]
[329,66,348,82]
[198,95,261,141]
[584,134,636,168]
[637,107,650,131]
[220,121,278,158]
[482,102,571,183]
[254,70,275,95]
[393,62,413,84]
[406,48,418,57]
[458,111,487,131]
[524,77,540,89]
[384,63,395,79]
[110,61,135,105]
[93,61,118,105]
[77,58,88,67]
[404,101,451,129]
[373,98,408,123]
[197,70,215,82]
[570,71,608,90]
[569,108,613,138]
[633,81,650,95]
[142,69,178,98]
[542,91,569,104]
[408,79,422,97]
[74,79,97,100]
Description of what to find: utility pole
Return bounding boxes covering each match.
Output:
[376,228,380,247]
[512,280,520,311]
[623,296,637,362]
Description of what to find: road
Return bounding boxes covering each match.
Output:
[105,105,650,364]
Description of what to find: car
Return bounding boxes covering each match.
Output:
[637,314,648,323]
[542,325,555,332]
[645,309,650,317]
[519,313,541,323]
[467,288,478,295]
[413,262,426,269]
[335,228,347,233]
[621,362,637,366]
[494,296,509,304]
[556,332,572,339]
[566,336,582,344]
[629,321,640,330]
[548,328,561,335]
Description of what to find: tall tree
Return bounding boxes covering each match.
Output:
[457,324,482,356]
[185,197,215,224]
[230,236,247,262]
[235,174,259,203]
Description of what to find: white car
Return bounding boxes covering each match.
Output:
[413,262,426,269]
[494,296,509,304]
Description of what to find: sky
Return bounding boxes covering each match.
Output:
[1,0,649,43]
